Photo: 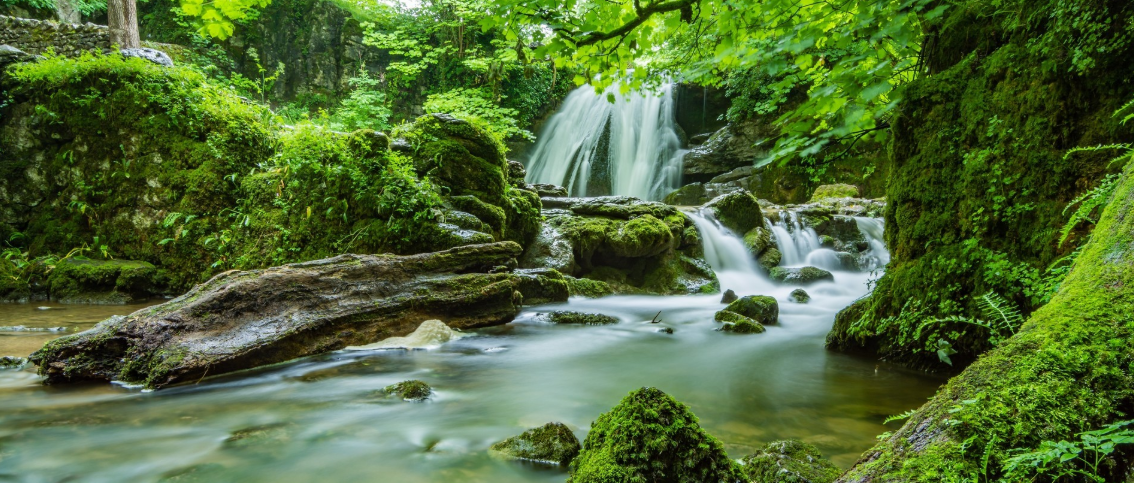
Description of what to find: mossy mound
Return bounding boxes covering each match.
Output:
[0,55,536,293]
[720,289,738,304]
[723,295,778,325]
[47,259,162,304]
[705,191,764,234]
[715,313,766,334]
[514,269,571,305]
[545,311,619,325]
[742,440,840,483]
[769,267,833,285]
[568,387,745,483]
[563,276,614,298]
[384,380,433,401]
[0,356,27,369]
[809,184,860,202]
[490,422,581,466]
[789,289,810,304]
[758,248,782,271]
[826,0,1134,368]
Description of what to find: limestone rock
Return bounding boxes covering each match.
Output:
[490,422,581,466]
[769,266,835,285]
[705,191,764,235]
[120,47,174,67]
[29,242,550,389]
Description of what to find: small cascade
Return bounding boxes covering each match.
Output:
[854,217,890,270]
[768,212,822,266]
[524,84,686,200]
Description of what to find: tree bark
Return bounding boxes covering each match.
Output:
[107,0,140,49]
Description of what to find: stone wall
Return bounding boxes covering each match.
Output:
[0,15,109,57]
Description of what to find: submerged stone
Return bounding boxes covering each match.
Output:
[344,320,462,350]
[742,440,840,483]
[545,311,619,325]
[769,266,834,285]
[490,422,581,466]
[724,295,778,325]
[789,289,811,304]
[720,289,738,304]
[568,387,744,482]
[384,380,433,401]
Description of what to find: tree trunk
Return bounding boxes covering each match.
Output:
[107,0,140,49]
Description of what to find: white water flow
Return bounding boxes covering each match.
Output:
[525,84,686,200]
[769,212,823,266]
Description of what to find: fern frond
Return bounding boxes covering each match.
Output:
[1116,98,1134,125]
[1062,143,1131,160]
[883,409,918,425]
[1060,173,1120,246]
[977,292,1024,335]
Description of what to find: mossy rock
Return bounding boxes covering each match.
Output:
[705,191,764,234]
[663,182,708,206]
[758,248,782,271]
[809,184,860,201]
[490,422,581,466]
[714,311,767,334]
[568,387,744,483]
[563,276,613,298]
[789,289,811,304]
[47,259,161,304]
[514,269,570,306]
[724,295,778,325]
[384,380,433,401]
[607,215,674,258]
[769,266,834,286]
[743,227,774,257]
[720,289,738,304]
[742,440,840,483]
[0,356,27,369]
[546,311,619,325]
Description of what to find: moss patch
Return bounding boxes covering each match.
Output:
[490,422,581,466]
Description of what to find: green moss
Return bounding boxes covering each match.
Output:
[714,310,766,334]
[0,356,27,368]
[723,295,778,325]
[47,259,159,304]
[809,183,860,201]
[563,276,614,298]
[546,311,619,325]
[706,191,764,234]
[742,440,840,483]
[490,422,581,466]
[769,266,833,285]
[607,215,674,258]
[789,289,810,304]
[758,248,782,271]
[569,387,745,483]
[384,380,433,401]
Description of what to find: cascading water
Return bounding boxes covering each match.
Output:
[524,84,686,200]
[768,212,822,266]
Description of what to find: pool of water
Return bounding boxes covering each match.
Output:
[0,269,942,483]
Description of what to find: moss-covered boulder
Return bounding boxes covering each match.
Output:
[529,197,718,295]
[47,259,163,304]
[720,289,738,304]
[545,311,619,325]
[758,248,783,271]
[568,387,745,483]
[563,276,614,298]
[0,356,27,369]
[789,289,811,304]
[723,295,778,325]
[514,269,571,306]
[715,311,767,334]
[384,380,433,401]
[809,184,860,202]
[705,191,764,235]
[769,267,834,285]
[742,440,840,483]
[490,422,581,466]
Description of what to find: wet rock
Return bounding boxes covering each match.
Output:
[0,356,27,368]
[714,311,766,334]
[544,311,619,325]
[562,276,614,298]
[519,223,575,273]
[658,327,674,334]
[30,242,548,389]
[723,295,778,325]
[507,160,527,186]
[514,269,571,305]
[384,380,433,401]
[490,422,580,466]
[0,44,38,67]
[742,440,840,483]
[47,259,163,304]
[663,181,743,206]
[720,289,738,304]
[704,191,764,234]
[569,387,744,482]
[758,248,782,271]
[681,124,772,181]
[789,289,811,304]
[809,184,860,201]
[527,183,568,197]
[743,226,775,257]
[120,47,174,67]
[688,132,714,145]
[345,320,462,350]
[769,266,834,285]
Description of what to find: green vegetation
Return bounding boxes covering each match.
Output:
[383,380,433,401]
[742,440,840,483]
[490,422,581,467]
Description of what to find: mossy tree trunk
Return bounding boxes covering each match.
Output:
[839,160,1134,481]
[107,0,140,48]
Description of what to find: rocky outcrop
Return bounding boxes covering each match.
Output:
[29,242,562,389]
[743,440,840,483]
[521,196,718,295]
[491,422,581,466]
[0,15,108,57]
[722,295,778,325]
[769,266,835,285]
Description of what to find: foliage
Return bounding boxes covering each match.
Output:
[423,87,531,142]
[179,0,272,39]
[1001,421,1134,482]
[326,69,392,132]
[0,0,106,15]
[225,47,284,104]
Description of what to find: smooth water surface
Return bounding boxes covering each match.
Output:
[0,216,943,483]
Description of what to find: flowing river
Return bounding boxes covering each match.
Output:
[0,211,943,483]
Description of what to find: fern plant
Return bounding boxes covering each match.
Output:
[924,291,1025,366]
[1060,100,1134,246]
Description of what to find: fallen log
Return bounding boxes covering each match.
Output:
[30,242,549,389]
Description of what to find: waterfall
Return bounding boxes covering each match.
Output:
[854,217,890,270]
[768,212,822,266]
[686,211,774,293]
[525,84,686,200]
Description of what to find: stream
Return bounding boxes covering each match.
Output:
[0,210,943,483]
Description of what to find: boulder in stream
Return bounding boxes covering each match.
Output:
[0,356,26,369]
[720,289,738,304]
[384,380,433,402]
[29,242,557,389]
[490,422,581,466]
[742,440,840,483]
[715,314,766,334]
[543,311,619,325]
[723,295,778,325]
[569,387,744,482]
[769,266,834,285]
[789,289,811,304]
